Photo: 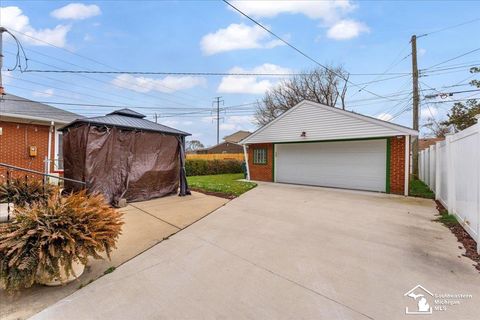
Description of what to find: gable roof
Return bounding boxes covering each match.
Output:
[0,93,81,124]
[223,130,251,143]
[61,108,190,136]
[241,100,418,144]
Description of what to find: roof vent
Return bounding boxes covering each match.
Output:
[108,108,146,118]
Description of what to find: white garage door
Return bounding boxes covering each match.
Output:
[275,139,387,192]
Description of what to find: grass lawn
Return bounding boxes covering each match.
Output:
[409,179,435,199]
[187,173,257,198]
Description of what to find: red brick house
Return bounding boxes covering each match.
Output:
[240,100,418,195]
[419,137,444,150]
[0,93,80,175]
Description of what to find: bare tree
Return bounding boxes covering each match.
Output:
[254,66,349,126]
[186,140,205,152]
[423,117,451,138]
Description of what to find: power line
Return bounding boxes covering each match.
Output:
[424,88,480,99]
[424,47,480,70]
[5,29,211,105]
[222,0,397,102]
[420,62,480,73]
[418,17,480,38]
[21,69,411,76]
[427,96,480,104]
[0,96,256,112]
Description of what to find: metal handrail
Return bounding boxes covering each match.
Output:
[0,163,87,223]
[0,162,86,185]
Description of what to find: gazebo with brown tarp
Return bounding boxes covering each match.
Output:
[61,108,191,205]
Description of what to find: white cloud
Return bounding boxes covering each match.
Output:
[0,6,71,47]
[228,1,368,42]
[419,48,427,57]
[377,113,393,122]
[326,19,369,40]
[228,0,355,23]
[51,3,101,20]
[201,116,214,123]
[228,115,254,125]
[200,23,284,55]
[217,63,292,94]
[219,123,237,131]
[421,106,438,119]
[32,88,55,98]
[83,33,93,41]
[2,71,12,85]
[111,74,207,93]
[182,121,193,125]
[162,120,179,128]
[219,115,255,132]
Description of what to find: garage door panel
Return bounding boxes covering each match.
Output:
[275,140,386,192]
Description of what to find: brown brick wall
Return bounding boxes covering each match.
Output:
[0,121,55,176]
[248,143,273,182]
[389,136,406,195]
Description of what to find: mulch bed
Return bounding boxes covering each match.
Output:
[189,188,236,200]
[434,200,480,271]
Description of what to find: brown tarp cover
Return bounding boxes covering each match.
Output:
[63,125,181,204]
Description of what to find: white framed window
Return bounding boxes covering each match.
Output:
[253,148,267,165]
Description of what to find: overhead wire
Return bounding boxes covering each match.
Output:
[222,0,399,102]
[4,30,212,105]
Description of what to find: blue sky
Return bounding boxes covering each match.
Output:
[1,1,479,145]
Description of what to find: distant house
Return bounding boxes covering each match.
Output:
[196,130,251,154]
[419,137,444,150]
[0,93,80,175]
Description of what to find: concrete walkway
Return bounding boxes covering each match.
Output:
[1,192,228,320]
[30,184,480,320]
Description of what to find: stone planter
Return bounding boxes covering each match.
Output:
[0,203,14,222]
[36,260,86,286]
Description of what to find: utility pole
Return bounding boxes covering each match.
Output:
[154,113,158,123]
[213,97,224,144]
[411,34,420,178]
[0,27,6,95]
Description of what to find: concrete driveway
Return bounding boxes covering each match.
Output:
[31,183,480,320]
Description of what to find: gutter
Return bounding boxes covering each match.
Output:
[0,112,72,125]
[46,121,54,175]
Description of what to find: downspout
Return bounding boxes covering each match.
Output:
[243,144,250,180]
[404,135,410,196]
[46,121,54,174]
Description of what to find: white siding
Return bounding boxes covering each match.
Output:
[244,101,417,144]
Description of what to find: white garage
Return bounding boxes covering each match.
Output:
[275,139,387,192]
[241,100,418,195]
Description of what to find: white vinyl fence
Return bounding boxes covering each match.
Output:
[419,117,480,251]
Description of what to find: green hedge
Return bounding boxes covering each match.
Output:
[186,159,244,176]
